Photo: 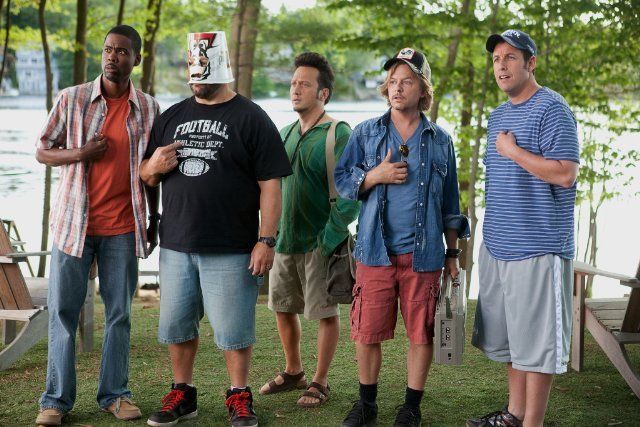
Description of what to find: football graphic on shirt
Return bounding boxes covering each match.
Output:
[179,158,210,176]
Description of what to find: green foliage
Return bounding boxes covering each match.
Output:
[3,0,235,94]
[254,4,380,100]
[577,114,640,207]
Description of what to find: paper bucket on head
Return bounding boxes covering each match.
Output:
[187,31,234,84]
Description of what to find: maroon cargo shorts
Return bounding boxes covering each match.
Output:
[350,253,442,345]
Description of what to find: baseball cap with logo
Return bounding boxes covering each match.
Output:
[383,48,431,80]
[486,29,537,56]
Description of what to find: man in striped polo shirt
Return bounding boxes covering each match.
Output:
[34,25,159,425]
[467,30,579,427]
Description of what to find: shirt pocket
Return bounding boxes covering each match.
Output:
[430,161,448,195]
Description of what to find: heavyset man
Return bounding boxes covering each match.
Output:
[335,48,469,427]
[140,31,291,427]
[467,30,579,427]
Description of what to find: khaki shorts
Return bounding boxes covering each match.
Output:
[268,248,339,320]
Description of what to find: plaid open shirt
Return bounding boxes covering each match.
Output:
[36,75,159,258]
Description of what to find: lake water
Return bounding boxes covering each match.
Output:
[0,95,637,298]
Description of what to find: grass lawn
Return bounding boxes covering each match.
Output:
[1,295,639,426]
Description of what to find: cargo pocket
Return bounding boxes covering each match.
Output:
[430,277,441,299]
[426,276,442,334]
[350,283,363,332]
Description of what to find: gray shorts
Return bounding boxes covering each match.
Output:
[471,242,572,374]
[268,248,339,320]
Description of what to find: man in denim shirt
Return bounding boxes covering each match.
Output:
[335,48,469,427]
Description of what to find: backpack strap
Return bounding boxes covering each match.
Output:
[325,119,339,204]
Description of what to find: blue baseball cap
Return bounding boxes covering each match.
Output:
[486,29,537,56]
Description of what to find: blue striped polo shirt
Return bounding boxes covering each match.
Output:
[483,87,580,261]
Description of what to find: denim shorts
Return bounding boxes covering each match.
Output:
[158,248,261,350]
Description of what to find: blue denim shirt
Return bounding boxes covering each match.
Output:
[334,110,470,272]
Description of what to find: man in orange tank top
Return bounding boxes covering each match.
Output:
[34,25,160,425]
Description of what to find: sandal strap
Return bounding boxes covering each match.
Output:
[281,371,305,382]
[307,381,330,396]
[302,390,326,399]
[265,371,306,392]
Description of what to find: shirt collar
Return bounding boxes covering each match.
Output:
[90,75,140,110]
[292,118,333,136]
[380,109,436,134]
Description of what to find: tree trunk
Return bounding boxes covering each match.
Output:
[117,0,125,26]
[0,0,11,91]
[465,57,492,294]
[141,0,162,95]
[457,62,474,272]
[582,175,595,265]
[429,0,472,123]
[585,172,607,298]
[39,4,53,111]
[585,202,597,297]
[37,0,53,277]
[0,0,4,85]
[229,1,242,81]
[73,0,87,85]
[38,167,52,276]
[465,0,499,296]
[229,0,261,98]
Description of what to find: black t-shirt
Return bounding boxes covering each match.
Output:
[145,95,292,253]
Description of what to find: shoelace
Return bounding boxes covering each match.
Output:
[395,405,419,424]
[161,389,186,412]
[344,401,368,423]
[480,410,511,426]
[226,391,252,418]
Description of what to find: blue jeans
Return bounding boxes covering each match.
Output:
[39,233,138,412]
[158,248,260,350]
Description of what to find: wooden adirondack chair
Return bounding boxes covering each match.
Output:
[571,259,640,398]
[0,220,95,371]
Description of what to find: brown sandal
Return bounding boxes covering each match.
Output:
[259,371,307,395]
[297,382,330,408]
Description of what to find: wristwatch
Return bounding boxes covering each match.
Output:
[148,213,162,222]
[445,248,462,259]
[257,236,276,248]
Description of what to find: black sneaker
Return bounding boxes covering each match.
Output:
[147,383,198,426]
[394,404,421,426]
[341,401,378,427]
[466,406,522,427]
[225,387,258,427]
